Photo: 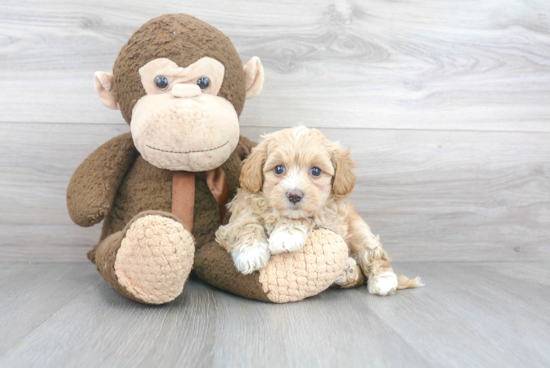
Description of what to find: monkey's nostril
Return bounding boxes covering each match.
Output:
[287,189,303,204]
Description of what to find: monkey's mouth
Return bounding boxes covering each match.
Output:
[146,141,229,154]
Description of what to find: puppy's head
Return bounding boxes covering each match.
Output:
[240,126,356,219]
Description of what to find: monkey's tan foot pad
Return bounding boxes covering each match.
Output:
[114,214,195,304]
[259,229,348,303]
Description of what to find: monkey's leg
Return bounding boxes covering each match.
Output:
[194,229,349,303]
[87,210,194,304]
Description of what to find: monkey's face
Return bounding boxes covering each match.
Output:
[94,14,265,172]
[129,57,238,172]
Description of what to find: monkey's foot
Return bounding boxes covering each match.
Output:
[90,211,194,304]
[194,229,349,304]
[258,229,349,303]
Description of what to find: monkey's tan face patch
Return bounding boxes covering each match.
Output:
[131,57,239,172]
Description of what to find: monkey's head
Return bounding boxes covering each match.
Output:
[94,14,264,172]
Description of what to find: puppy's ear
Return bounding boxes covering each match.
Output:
[332,145,356,199]
[240,139,268,193]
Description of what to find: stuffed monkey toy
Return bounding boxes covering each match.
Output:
[67,14,349,305]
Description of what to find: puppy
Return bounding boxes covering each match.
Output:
[216,126,421,296]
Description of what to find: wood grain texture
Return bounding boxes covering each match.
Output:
[0,262,549,367]
[0,263,97,355]
[1,0,549,262]
[1,123,549,262]
[0,0,549,131]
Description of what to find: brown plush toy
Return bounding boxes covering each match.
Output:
[67,14,349,305]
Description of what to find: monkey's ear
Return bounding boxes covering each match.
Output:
[243,57,264,99]
[332,146,356,199]
[94,72,120,110]
[240,138,268,193]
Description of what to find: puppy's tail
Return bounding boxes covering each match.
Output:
[397,275,424,290]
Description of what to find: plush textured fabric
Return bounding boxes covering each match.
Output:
[258,229,349,303]
[195,229,348,303]
[77,134,265,302]
[194,242,271,302]
[113,14,247,124]
[115,214,195,304]
[68,13,351,304]
[77,134,253,247]
[70,130,350,304]
[67,132,137,227]
[88,210,192,304]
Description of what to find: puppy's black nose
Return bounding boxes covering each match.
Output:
[287,189,303,204]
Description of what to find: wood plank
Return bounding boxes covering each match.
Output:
[0,262,549,367]
[0,225,100,262]
[1,123,549,262]
[0,0,549,131]
[0,123,129,226]
[0,263,98,355]
[363,262,550,367]
[0,262,427,367]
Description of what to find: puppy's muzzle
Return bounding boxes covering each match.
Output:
[287,189,304,204]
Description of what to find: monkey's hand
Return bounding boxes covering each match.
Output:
[67,132,137,227]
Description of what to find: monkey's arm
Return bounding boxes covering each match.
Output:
[67,132,137,227]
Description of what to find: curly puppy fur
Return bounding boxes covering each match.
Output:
[216,126,421,296]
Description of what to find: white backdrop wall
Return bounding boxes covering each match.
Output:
[1,0,549,261]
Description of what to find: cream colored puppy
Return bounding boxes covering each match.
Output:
[216,126,420,296]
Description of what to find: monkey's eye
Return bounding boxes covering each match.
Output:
[310,167,322,177]
[155,76,169,90]
[274,165,286,175]
[196,77,210,90]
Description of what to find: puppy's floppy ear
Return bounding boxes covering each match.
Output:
[332,145,356,199]
[240,138,269,193]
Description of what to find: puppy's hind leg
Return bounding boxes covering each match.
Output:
[345,204,422,296]
[332,257,365,288]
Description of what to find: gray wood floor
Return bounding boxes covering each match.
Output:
[1,262,549,367]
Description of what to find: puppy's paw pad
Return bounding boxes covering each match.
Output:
[368,272,398,296]
[268,231,306,254]
[232,242,270,275]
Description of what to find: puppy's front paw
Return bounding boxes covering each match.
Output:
[268,230,307,254]
[232,242,270,275]
[368,272,398,296]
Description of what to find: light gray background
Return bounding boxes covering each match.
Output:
[1,1,549,367]
[2,0,549,262]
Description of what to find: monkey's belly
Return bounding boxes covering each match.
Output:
[100,155,220,247]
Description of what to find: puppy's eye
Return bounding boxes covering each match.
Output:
[274,165,286,175]
[155,76,169,90]
[196,77,210,90]
[310,167,322,177]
